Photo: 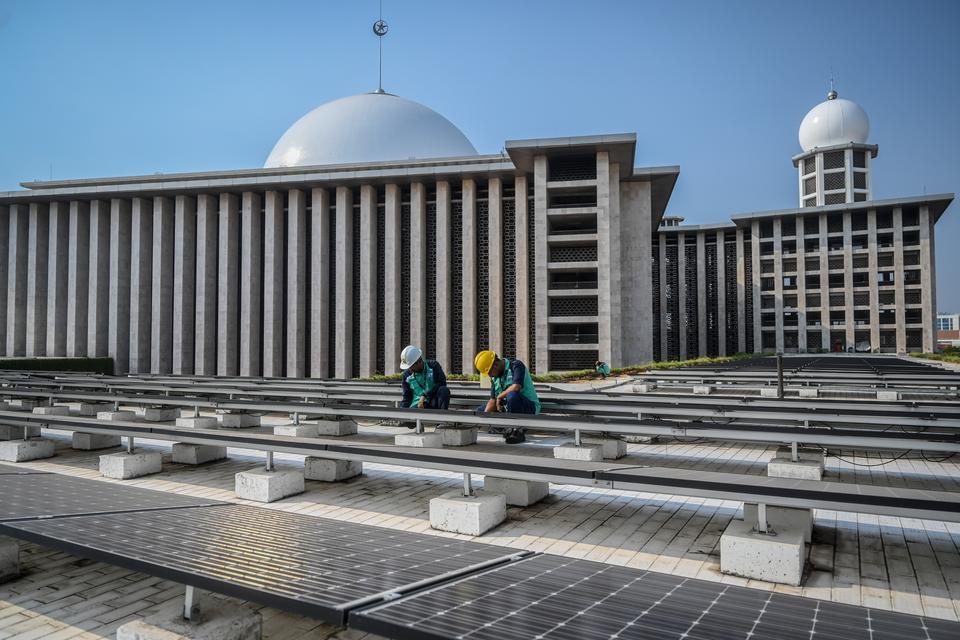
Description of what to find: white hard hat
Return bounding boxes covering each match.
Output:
[399,345,422,370]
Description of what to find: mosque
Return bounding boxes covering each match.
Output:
[0,74,950,376]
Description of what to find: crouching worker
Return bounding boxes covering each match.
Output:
[474,350,541,444]
[400,345,451,411]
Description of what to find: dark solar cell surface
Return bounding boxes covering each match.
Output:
[2,504,521,624]
[0,463,49,475]
[0,472,224,521]
[352,554,960,640]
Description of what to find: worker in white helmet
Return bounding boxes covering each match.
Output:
[399,345,451,411]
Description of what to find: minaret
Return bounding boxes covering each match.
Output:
[792,88,877,207]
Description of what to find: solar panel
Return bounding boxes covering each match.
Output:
[1,504,522,625]
[0,472,224,521]
[351,554,960,640]
[0,463,49,475]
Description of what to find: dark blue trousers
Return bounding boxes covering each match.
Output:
[425,385,451,410]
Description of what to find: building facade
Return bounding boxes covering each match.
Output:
[0,90,951,376]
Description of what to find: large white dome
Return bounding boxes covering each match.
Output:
[264,92,478,168]
[798,91,870,152]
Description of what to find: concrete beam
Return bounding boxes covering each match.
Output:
[66,201,90,357]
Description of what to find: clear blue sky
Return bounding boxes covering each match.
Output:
[1,0,957,309]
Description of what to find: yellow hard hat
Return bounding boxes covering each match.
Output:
[474,350,496,375]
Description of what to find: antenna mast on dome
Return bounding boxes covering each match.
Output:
[373,1,389,94]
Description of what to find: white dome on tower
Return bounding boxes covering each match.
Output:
[798,91,870,152]
[264,92,478,168]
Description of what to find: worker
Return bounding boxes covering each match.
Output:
[400,345,451,411]
[595,361,611,379]
[474,350,540,444]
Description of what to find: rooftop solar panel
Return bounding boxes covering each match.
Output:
[351,554,960,640]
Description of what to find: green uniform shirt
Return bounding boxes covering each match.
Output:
[491,358,541,414]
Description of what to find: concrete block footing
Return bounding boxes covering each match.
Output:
[798,388,819,399]
[429,490,506,535]
[136,407,180,422]
[743,504,813,543]
[877,390,901,401]
[0,439,55,462]
[304,457,362,482]
[32,405,71,416]
[720,518,806,585]
[0,536,20,584]
[553,443,603,462]
[315,419,357,437]
[72,432,122,450]
[633,383,658,393]
[99,452,163,479]
[175,417,220,429]
[116,594,261,640]
[97,411,140,422]
[581,437,627,460]
[6,399,37,411]
[438,426,478,447]
[767,457,823,481]
[760,388,781,398]
[216,413,260,428]
[273,424,319,438]
[172,444,228,465]
[692,385,713,395]
[235,469,304,503]
[483,477,549,507]
[395,432,444,448]
[60,402,112,416]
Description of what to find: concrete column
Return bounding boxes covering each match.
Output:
[129,198,154,373]
[435,181,452,367]
[596,154,613,364]
[217,193,240,376]
[86,200,111,357]
[240,192,263,376]
[108,199,132,373]
[487,177,504,354]
[677,232,687,360]
[46,202,70,356]
[172,195,196,375]
[334,187,354,379]
[148,197,174,374]
[717,231,726,356]
[796,217,807,352]
[773,218,784,353]
[735,227,746,353]
[286,189,307,377]
[66,201,90,357]
[5,205,28,356]
[262,191,285,377]
[359,184,377,377]
[750,220,762,353]
[462,178,479,372]
[893,208,905,352]
[842,212,855,349]
[818,215,830,350]
[382,185,401,374]
[919,206,936,352]
[0,207,8,356]
[310,188,331,378]
[533,159,548,373]
[659,233,668,359]
[25,203,50,357]
[867,210,880,351]
[194,195,218,375]
[608,162,623,364]
[409,182,427,350]
[696,232,707,356]
[514,176,530,364]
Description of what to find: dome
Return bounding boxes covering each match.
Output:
[264,92,478,168]
[798,91,870,152]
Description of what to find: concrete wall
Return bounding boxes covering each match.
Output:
[619,181,653,365]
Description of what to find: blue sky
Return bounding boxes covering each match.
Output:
[1,0,957,309]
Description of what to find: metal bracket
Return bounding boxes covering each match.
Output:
[126,436,135,454]
[462,473,473,497]
[183,585,201,621]
[415,418,423,435]
[791,441,799,463]
[753,503,776,536]
[265,451,274,472]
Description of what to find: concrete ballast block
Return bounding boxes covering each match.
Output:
[798,388,819,398]
[720,518,806,585]
[62,402,112,416]
[877,390,901,401]
[172,443,228,465]
[0,536,20,583]
[760,388,780,398]
[273,424,319,438]
[6,399,37,411]
[304,457,362,482]
[136,407,179,422]
[395,432,444,448]
[0,425,27,441]
[581,437,627,460]
[633,383,658,393]
[429,490,506,535]
[693,385,713,395]
[315,419,357,436]
[216,413,260,428]
[484,477,549,507]
[175,417,220,429]
[743,504,813,543]
[97,411,139,422]
[767,457,823,481]
[0,439,56,462]
[553,443,603,462]
[439,426,478,447]
[116,593,261,640]
[32,405,71,416]
[99,452,163,479]
[72,432,122,450]
[235,469,304,503]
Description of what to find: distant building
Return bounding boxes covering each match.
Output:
[0,89,952,376]
[938,312,960,348]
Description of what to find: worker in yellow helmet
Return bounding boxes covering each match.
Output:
[474,350,540,444]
